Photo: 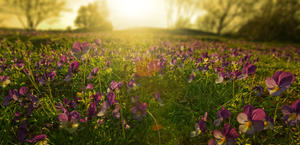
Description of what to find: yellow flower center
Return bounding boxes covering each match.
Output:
[220,137,226,144]
[273,86,279,92]
[264,121,267,126]
[289,113,297,121]
[246,121,252,128]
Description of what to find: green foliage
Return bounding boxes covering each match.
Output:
[74,1,113,32]
[238,0,300,42]
[0,0,66,30]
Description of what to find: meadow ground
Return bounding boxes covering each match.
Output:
[0,31,299,145]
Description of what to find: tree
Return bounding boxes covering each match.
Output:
[74,1,112,31]
[165,0,200,28]
[196,0,257,35]
[0,0,66,30]
[238,0,300,41]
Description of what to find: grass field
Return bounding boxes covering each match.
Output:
[0,31,299,145]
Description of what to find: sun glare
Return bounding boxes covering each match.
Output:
[114,0,152,19]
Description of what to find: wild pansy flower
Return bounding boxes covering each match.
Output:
[87,102,98,118]
[236,105,265,134]
[64,61,80,82]
[188,72,196,83]
[281,99,300,126]
[209,124,239,145]
[191,112,207,137]
[85,83,94,90]
[265,71,294,96]
[215,68,225,84]
[94,38,102,47]
[57,55,67,68]
[253,86,264,97]
[26,134,47,144]
[113,104,120,118]
[87,67,99,80]
[214,107,231,126]
[239,63,257,79]
[72,41,91,59]
[3,89,19,106]
[58,109,83,133]
[107,91,117,106]
[97,101,109,117]
[19,86,28,96]
[0,75,10,88]
[122,119,131,129]
[109,81,123,91]
[131,96,147,120]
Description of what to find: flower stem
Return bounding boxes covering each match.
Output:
[147,110,161,145]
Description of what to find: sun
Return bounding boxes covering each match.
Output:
[112,0,153,20]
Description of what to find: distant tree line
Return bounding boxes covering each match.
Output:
[0,0,112,31]
[166,0,300,41]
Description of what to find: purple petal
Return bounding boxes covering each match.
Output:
[209,139,216,145]
[273,71,284,83]
[251,108,266,121]
[222,123,231,136]
[292,99,300,114]
[26,134,47,143]
[19,87,28,96]
[243,105,254,118]
[278,72,294,87]
[229,128,239,139]
[252,120,264,132]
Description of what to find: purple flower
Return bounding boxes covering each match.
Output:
[85,83,94,90]
[236,106,265,134]
[127,79,136,88]
[19,86,28,96]
[26,134,47,143]
[214,107,231,126]
[209,124,239,145]
[188,72,196,83]
[69,61,80,73]
[94,39,102,46]
[131,96,147,120]
[93,92,102,104]
[87,102,98,117]
[3,89,19,106]
[109,81,122,91]
[72,41,91,57]
[107,92,117,106]
[87,67,99,80]
[97,101,110,117]
[191,113,207,137]
[18,121,27,143]
[57,55,67,68]
[281,99,300,126]
[265,71,294,96]
[0,75,10,87]
[113,105,120,118]
[253,86,264,97]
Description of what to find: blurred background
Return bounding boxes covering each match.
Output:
[0,0,299,41]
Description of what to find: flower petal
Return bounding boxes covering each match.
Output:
[237,113,248,124]
[265,78,277,89]
[213,130,224,140]
[252,120,264,132]
[281,105,292,116]
[278,72,294,87]
[251,108,266,121]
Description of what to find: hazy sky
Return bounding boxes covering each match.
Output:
[1,0,168,30]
